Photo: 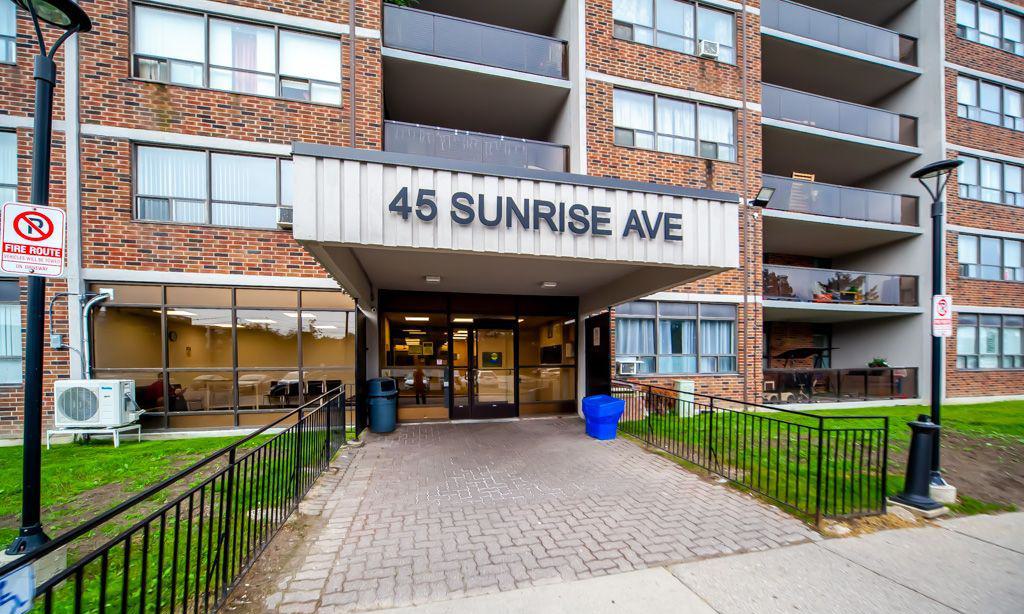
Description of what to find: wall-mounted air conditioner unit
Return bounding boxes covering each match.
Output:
[697,39,720,59]
[277,207,294,229]
[53,380,140,429]
[616,360,641,376]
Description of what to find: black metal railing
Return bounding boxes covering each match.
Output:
[612,381,889,522]
[763,367,919,404]
[761,0,917,65]
[762,174,918,225]
[383,4,568,79]
[384,120,569,172]
[762,84,918,146]
[0,387,347,613]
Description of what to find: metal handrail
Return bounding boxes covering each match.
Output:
[0,386,344,579]
[763,83,916,120]
[384,3,567,44]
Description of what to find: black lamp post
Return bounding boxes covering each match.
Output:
[4,0,91,557]
[910,158,963,488]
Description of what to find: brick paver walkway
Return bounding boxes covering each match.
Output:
[253,417,818,612]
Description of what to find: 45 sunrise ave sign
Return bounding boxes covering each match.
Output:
[386,187,684,242]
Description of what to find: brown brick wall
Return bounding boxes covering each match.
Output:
[944,69,1024,160]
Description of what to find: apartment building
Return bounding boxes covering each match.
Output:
[0,0,1019,436]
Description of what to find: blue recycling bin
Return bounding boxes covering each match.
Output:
[582,394,625,440]
[367,377,398,433]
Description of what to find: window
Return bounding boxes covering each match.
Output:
[615,301,737,374]
[613,0,736,63]
[0,131,14,204]
[135,145,291,229]
[132,4,341,105]
[613,89,736,161]
[956,0,1024,56]
[90,284,355,415]
[956,75,1024,131]
[0,280,20,384]
[957,313,1024,369]
[958,233,1024,281]
[0,1,14,64]
[958,154,1024,207]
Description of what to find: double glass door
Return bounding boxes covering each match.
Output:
[452,321,517,419]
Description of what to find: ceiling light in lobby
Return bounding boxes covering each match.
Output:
[405,316,430,322]
[424,275,441,284]
[540,281,558,288]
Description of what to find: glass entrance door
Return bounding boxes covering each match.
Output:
[451,320,517,419]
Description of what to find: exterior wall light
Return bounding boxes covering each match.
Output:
[541,281,558,288]
[750,186,776,208]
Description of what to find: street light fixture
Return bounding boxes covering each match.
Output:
[911,158,963,489]
[4,0,91,557]
[750,186,776,208]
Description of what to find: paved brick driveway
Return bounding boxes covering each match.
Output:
[251,417,818,612]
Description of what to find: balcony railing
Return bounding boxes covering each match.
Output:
[761,0,917,65]
[762,84,918,146]
[383,4,568,79]
[763,175,918,225]
[763,264,918,306]
[384,121,569,172]
[763,367,918,404]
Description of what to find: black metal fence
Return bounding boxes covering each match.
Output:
[612,381,889,522]
[0,387,347,614]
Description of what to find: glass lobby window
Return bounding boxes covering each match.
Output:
[235,310,299,368]
[135,145,291,229]
[0,280,20,383]
[614,89,736,161]
[956,0,1024,56]
[1,131,17,204]
[91,306,163,369]
[166,309,233,368]
[957,314,1024,369]
[613,0,735,63]
[0,2,14,64]
[958,155,1024,206]
[957,75,1024,130]
[616,301,737,374]
[518,316,576,411]
[131,4,342,104]
[382,313,449,409]
[958,233,1024,281]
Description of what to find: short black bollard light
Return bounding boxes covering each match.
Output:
[891,414,943,511]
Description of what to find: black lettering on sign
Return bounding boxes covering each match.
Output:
[451,192,475,225]
[387,187,411,220]
[415,189,437,222]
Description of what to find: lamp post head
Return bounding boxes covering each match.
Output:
[750,186,776,208]
[911,159,963,181]
[10,0,91,32]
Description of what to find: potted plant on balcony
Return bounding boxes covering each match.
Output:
[385,0,419,6]
[867,357,890,368]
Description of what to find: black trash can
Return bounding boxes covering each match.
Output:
[367,377,398,433]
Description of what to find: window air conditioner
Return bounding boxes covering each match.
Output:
[697,39,720,59]
[277,207,294,229]
[617,360,640,376]
[53,380,141,429]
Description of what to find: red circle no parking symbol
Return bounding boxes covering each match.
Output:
[12,211,54,242]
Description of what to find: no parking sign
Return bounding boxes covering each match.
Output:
[1,202,66,277]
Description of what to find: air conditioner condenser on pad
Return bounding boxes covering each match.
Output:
[54,380,141,429]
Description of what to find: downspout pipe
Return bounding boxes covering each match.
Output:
[81,291,111,380]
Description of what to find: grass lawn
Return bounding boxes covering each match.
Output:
[0,436,244,546]
[619,398,1023,521]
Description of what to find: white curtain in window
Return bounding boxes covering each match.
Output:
[956,0,976,27]
[280,31,340,83]
[615,318,655,355]
[1006,89,1023,119]
[614,0,653,26]
[0,131,15,198]
[1005,240,1022,267]
[957,77,977,106]
[956,323,976,354]
[699,106,734,145]
[657,98,695,138]
[979,6,1001,38]
[980,159,1001,201]
[279,160,293,207]
[958,234,978,264]
[697,6,734,52]
[979,324,1000,367]
[614,90,654,131]
[134,6,206,62]
[658,319,695,354]
[979,82,1001,113]
[959,156,978,185]
[0,2,14,37]
[1005,326,1022,356]
[0,304,20,384]
[137,146,207,199]
[700,320,735,356]
[1006,14,1023,43]
[210,20,275,72]
[211,153,277,229]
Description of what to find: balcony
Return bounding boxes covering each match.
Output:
[384,121,568,172]
[763,367,918,404]
[764,264,918,307]
[762,0,916,65]
[383,4,567,80]
[762,85,921,185]
[761,0,920,104]
[760,176,921,257]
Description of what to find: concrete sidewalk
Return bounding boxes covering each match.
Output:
[378,513,1024,614]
